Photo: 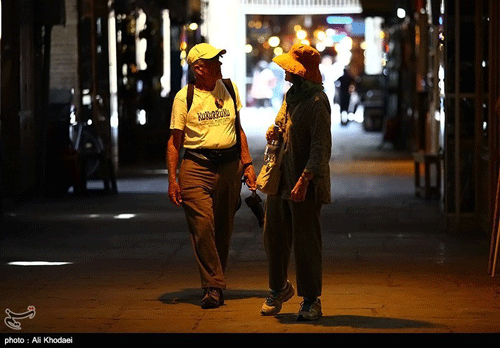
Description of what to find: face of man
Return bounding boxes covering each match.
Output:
[194,56,223,83]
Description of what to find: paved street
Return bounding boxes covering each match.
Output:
[1,108,499,340]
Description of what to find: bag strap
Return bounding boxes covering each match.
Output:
[281,101,299,152]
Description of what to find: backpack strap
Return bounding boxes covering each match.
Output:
[222,79,241,133]
[221,79,242,152]
[186,83,194,111]
[187,79,237,114]
[222,78,238,116]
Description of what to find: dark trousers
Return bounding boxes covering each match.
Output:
[179,156,242,289]
[263,195,323,298]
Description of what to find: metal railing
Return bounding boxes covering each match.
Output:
[241,0,362,14]
[241,0,360,8]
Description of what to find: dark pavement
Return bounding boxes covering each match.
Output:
[1,116,499,338]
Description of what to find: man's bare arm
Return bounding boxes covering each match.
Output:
[167,129,184,206]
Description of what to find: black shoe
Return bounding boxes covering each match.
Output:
[201,287,224,309]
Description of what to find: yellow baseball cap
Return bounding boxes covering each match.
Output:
[187,43,227,65]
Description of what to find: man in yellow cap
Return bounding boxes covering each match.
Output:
[167,43,256,309]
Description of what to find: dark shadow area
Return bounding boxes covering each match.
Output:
[322,194,445,235]
[275,314,441,329]
[159,288,269,307]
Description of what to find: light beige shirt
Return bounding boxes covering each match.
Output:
[170,79,242,150]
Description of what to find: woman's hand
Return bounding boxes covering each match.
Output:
[266,125,280,143]
[290,178,308,202]
[290,173,313,202]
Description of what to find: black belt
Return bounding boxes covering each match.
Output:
[185,145,240,165]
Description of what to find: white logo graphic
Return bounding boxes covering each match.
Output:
[4,306,36,330]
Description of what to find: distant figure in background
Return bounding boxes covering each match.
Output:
[250,60,276,108]
[319,55,336,108]
[335,67,356,126]
[269,61,286,110]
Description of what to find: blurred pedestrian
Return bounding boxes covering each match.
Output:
[167,43,256,309]
[250,60,276,108]
[260,43,332,321]
[335,67,356,126]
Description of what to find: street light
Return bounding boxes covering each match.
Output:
[315,30,326,41]
[316,42,325,52]
[296,29,307,40]
[268,36,280,47]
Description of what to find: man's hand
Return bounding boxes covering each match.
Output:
[243,164,257,191]
[168,180,183,206]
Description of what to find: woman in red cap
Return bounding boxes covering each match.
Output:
[260,43,332,321]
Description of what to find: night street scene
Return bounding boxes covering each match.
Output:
[1,0,499,343]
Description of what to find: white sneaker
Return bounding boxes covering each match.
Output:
[261,281,295,316]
